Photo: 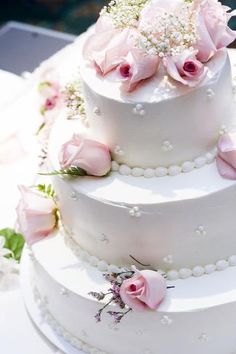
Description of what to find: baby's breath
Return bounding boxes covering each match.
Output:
[63,79,86,120]
[101,0,149,28]
[139,3,197,57]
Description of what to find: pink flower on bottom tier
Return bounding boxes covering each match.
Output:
[118,49,160,92]
[16,186,57,246]
[216,132,236,179]
[164,50,207,87]
[194,0,236,62]
[119,267,166,311]
[59,134,111,177]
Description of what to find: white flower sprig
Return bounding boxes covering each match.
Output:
[101,0,148,28]
[138,2,198,57]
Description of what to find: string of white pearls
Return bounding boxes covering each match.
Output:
[111,148,217,177]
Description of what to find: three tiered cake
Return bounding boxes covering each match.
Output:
[18,1,236,353]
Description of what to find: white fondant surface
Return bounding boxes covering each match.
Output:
[27,233,236,354]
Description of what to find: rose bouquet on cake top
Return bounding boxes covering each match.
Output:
[83,0,236,92]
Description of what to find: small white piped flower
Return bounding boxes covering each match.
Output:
[161,140,174,152]
[114,145,125,156]
[133,104,146,116]
[195,225,207,236]
[60,287,69,296]
[161,315,173,325]
[93,107,101,116]
[129,206,141,217]
[198,333,209,342]
[163,255,173,264]
[71,192,77,201]
[206,88,215,99]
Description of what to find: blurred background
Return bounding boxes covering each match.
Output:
[0,0,235,36]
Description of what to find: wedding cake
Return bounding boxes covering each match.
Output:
[18,1,236,353]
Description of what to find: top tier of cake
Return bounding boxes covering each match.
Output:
[81,0,236,170]
[81,50,234,169]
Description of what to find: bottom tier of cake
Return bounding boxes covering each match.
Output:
[23,231,236,354]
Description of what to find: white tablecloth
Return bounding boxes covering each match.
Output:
[0,70,64,354]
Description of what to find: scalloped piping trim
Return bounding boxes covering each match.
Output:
[32,285,109,354]
[111,148,218,178]
[62,227,236,281]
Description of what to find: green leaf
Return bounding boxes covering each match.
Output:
[35,184,55,199]
[0,228,25,262]
[39,166,87,177]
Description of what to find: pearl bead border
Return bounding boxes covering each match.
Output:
[111,148,217,178]
[62,228,236,281]
[33,285,109,354]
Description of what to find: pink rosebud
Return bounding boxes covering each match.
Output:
[118,48,160,92]
[216,133,236,179]
[43,95,59,111]
[38,81,60,99]
[16,186,57,246]
[164,50,207,87]
[59,134,111,177]
[119,267,166,311]
[194,0,236,62]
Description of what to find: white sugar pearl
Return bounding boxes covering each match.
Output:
[228,255,236,266]
[205,152,214,164]
[216,260,229,271]
[144,168,155,178]
[192,266,205,277]
[155,167,168,177]
[179,268,192,279]
[97,260,109,272]
[132,167,144,177]
[111,161,119,171]
[119,164,131,176]
[182,161,195,173]
[205,264,216,274]
[80,250,90,261]
[168,165,181,176]
[136,104,143,110]
[194,156,206,168]
[167,270,179,281]
[89,256,99,267]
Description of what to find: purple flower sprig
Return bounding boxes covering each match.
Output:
[89,270,134,324]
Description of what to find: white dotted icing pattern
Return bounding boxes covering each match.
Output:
[62,228,236,281]
[111,148,217,178]
[33,286,109,354]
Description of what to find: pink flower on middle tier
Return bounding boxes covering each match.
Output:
[194,0,236,62]
[59,134,111,177]
[16,186,57,246]
[119,267,166,311]
[118,49,160,92]
[164,50,207,87]
[216,132,236,180]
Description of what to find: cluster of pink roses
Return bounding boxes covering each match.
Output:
[83,0,236,92]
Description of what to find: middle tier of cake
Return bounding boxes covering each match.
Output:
[48,114,236,278]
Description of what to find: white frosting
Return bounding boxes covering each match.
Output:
[80,50,236,168]
[27,236,236,354]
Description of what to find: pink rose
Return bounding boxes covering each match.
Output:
[118,48,160,92]
[83,16,134,76]
[59,134,111,177]
[216,133,236,179]
[164,50,207,87]
[119,267,166,311]
[16,186,57,246]
[194,0,236,62]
